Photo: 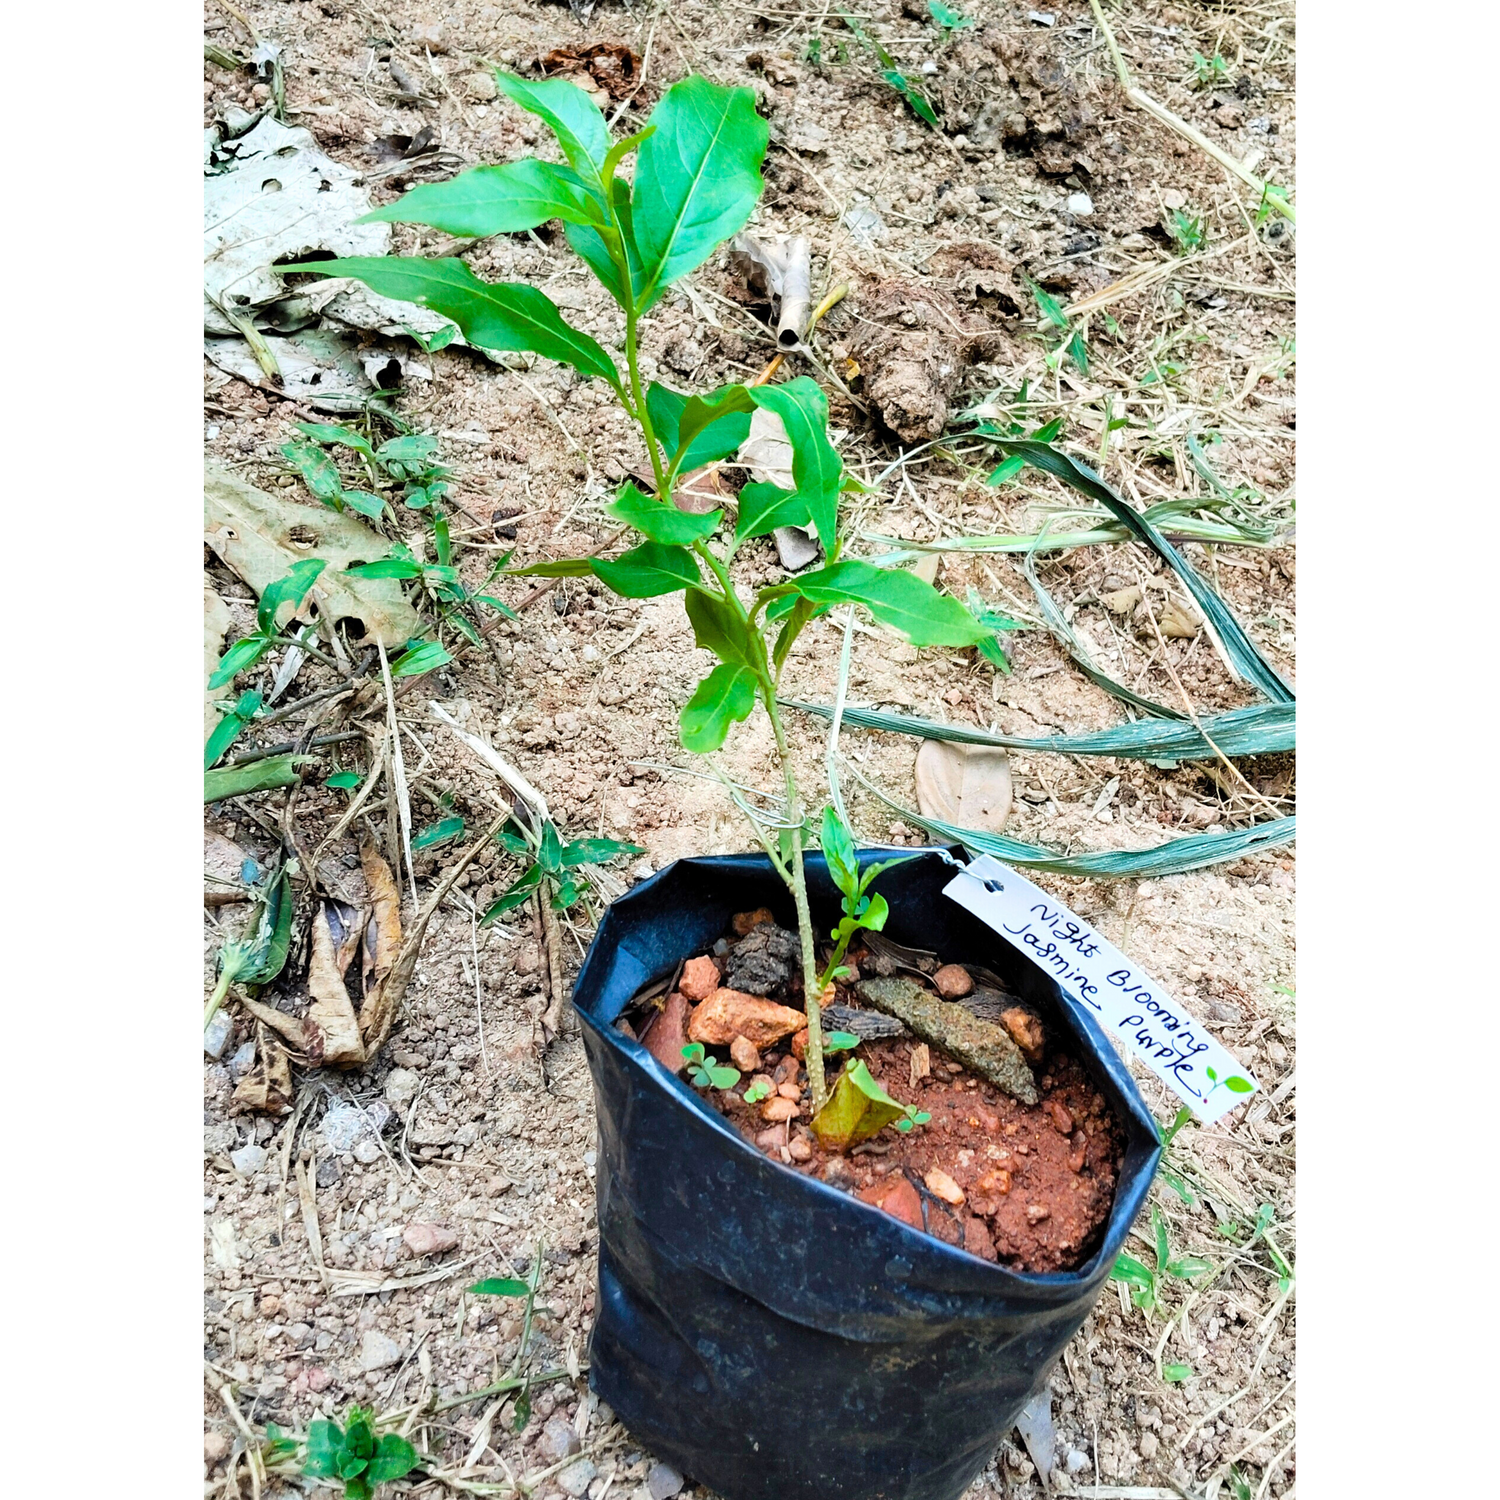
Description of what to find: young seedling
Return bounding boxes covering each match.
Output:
[469,1246,549,1430]
[839,12,941,127]
[302,1405,421,1499]
[481,816,643,921]
[1109,1205,1213,1318]
[682,1042,741,1091]
[1025,279,1089,374]
[308,69,991,1120]
[205,860,295,1028]
[1166,208,1206,254]
[1190,51,1231,88]
[208,560,328,689]
[928,1,975,33]
[205,689,263,768]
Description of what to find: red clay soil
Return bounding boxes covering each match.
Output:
[630,924,1125,1274]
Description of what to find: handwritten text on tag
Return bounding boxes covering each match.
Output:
[943,855,1258,1124]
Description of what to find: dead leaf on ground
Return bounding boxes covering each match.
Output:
[232,1026,295,1114]
[730,232,812,347]
[306,904,366,1067]
[359,843,403,1046]
[915,739,1013,833]
[205,461,422,648]
[675,465,731,515]
[540,43,643,101]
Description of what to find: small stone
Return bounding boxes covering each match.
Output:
[641,991,692,1073]
[788,1138,812,1162]
[354,1136,382,1165]
[786,119,831,153]
[1065,1449,1089,1475]
[821,1157,853,1188]
[384,1067,420,1109]
[1162,188,1186,210]
[756,1123,790,1151]
[1048,1101,1074,1135]
[409,19,448,51]
[403,1222,460,1257]
[924,1168,965,1205]
[204,1012,233,1059]
[305,1365,333,1392]
[976,1167,1011,1197]
[539,1412,582,1462]
[760,1096,799,1123]
[559,1458,598,1497]
[999,1006,1047,1065]
[1026,1203,1051,1224]
[228,1041,257,1079]
[791,1027,809,1060]
[466,71,498,101]
[688,989,805,1048]
[861,1176,923,1230]
[316,1157,342,1189]
[932,964,973,999]
[1066,191,1094,216]
[1138,1432,1159,1460]
[777,1081,802,1101]
[647,1462,684,1500]
[230,1143,267,1177]
[205,1430,232,1465]
[729,1034,761,1072]
[732,908,776,935]
[357,1329,403,1372]
[679,955,721,1002]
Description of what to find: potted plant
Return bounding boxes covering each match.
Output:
[308,72,1161,1500]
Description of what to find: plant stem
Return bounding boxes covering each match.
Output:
[764,694,827,1115]
[204,964,236,1029]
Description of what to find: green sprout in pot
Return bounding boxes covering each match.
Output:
[306,68,991,1121]
[682,1042,742,1091]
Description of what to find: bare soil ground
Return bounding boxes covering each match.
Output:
[203,1,1295,1495]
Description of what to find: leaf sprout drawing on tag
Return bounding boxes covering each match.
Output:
[1202,1065,1255,1105]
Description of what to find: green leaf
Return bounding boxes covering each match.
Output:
[538,820,563,874]
[204,689,262,769]
[344,557,424,580]
[359,158,599,235]
[281,440,346,503]
[881,70,939,127]
[1028,277,1068,330]
[1109,1253,1156,1290]
[820,805,860,901]
[783,698,1295,763]
[343,1411,375,1460]
[304,1421,342,1478]
[592,541,701,597]
[494,73,609,192]
[327,770,361,789]
[368,1432,421,1484]
[928,0,974,28]
[564,177,648,309]
[825,1031,860,1052]
[256,559,327,635]
[860,891,890,931]
[734,481,810,543]
[480,866,542,922]
[559,837,645,867]
[376,433,441,474]
[1166,1255,1214,1280]
[682,1042,706,1064]
[390,641,453,677]
[341,489,388,520]
[748,379,841,549]
[743,1079,771,1103]
[607,481,722,544]
[338,1448,370,1480]
[496,826,532,855]
[1163,1362,1194,1384]
[632,77,768,309]
[790,559,989,647]
[672,385,756,471]
[469,1277,532,1297]
[208,632,272,689]
[1153,1206,1171,1271]
[773,596,818,674]
[602,125,657,186]
[412,816,464,850]
[707,1062,742,1088]
[295,421,375,458]
[679,663,757,752]
[684,586,759,667]
[302,258,623,394]
[986,454,1025,486]
[205,754,312,802]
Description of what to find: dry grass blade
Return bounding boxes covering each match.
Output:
[378,640,418,906]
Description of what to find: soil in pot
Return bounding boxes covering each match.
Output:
[620,909,1127,1275]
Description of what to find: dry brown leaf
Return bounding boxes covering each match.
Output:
[205,461,422,649]
[729,232,812,347]
[1099,584,1141,616]
[1157,600,1204,639]
[914,740,1013,833]
[674,464,731,515]
[232,1026,295,1114]
[306,904,367,1067]
[359,843,403,1047]
[238,996,314,1055]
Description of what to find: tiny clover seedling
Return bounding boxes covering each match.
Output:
[309,68,991,1120]
[743,1078,773,1104]
[481,816,643,922]
[682,1042,742,1090]
[303,1405,420,1500]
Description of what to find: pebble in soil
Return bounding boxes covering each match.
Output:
[625,921,1126,1274]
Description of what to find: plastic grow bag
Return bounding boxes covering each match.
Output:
[572,849,1160,1500]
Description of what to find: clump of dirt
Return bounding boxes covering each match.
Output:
[628,915,1125,1273]
[848,280,1011,444]
[992,32,1099,176]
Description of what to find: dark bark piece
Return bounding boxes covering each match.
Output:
[823,1003,909,1040]
[856,977,1038,1104]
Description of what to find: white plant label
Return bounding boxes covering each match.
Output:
[942,855,1258,1124]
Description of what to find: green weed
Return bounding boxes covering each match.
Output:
[300,1407,420,1499]
[1109,1205,1213,1317]
[480,817,642,922]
